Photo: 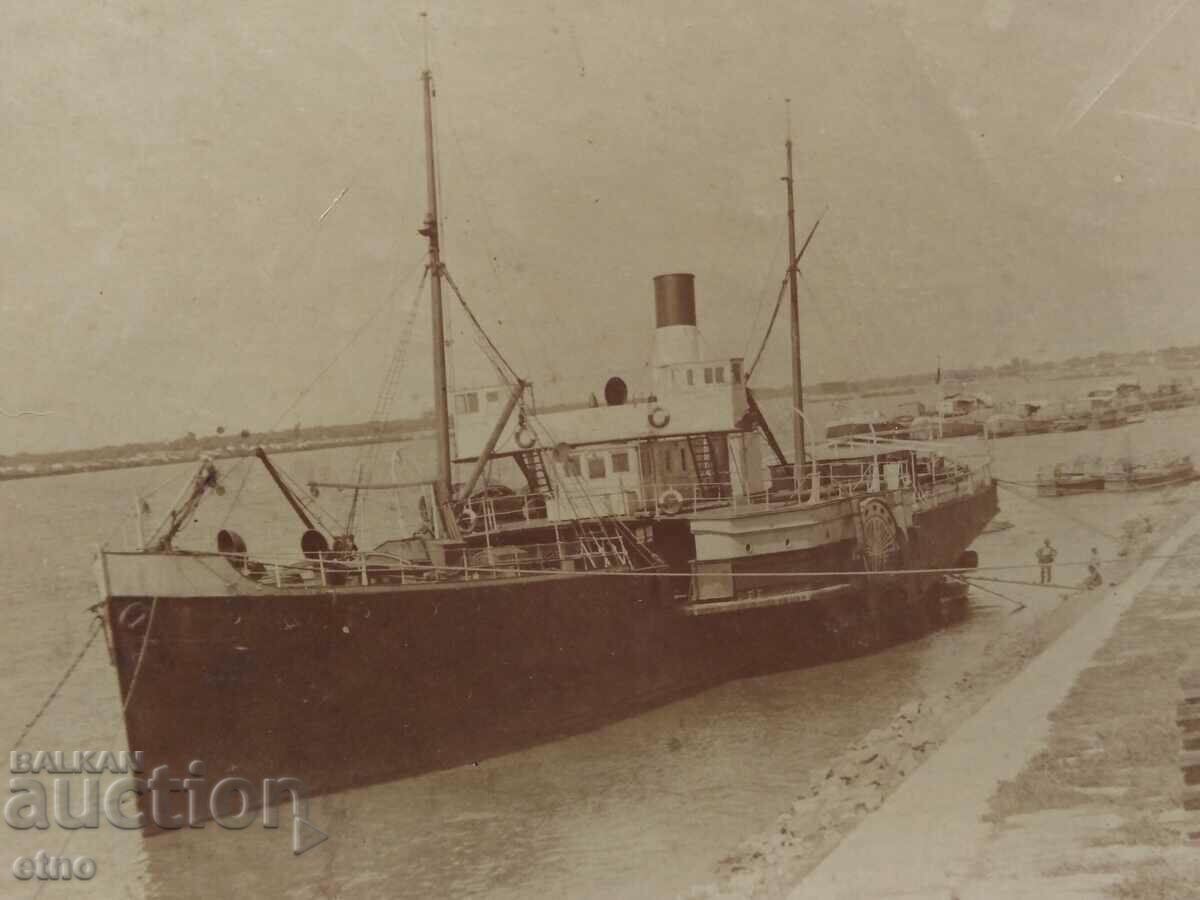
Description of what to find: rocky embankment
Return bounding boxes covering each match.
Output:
[969,533,1200,897]
[684,493,1195,899]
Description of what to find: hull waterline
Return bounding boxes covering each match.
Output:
[103,484,997,827]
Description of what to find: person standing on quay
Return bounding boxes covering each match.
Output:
[1087,547,1103,589]
[1036,538,1057,584]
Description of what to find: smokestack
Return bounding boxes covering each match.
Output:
[654,273,697,328]
[652,273,702,370]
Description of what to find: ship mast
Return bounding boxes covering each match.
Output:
[420,68,453,504]
[784,102,807,491]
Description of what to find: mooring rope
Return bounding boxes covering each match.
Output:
[950,574,1026,611]
[966,574,1083,591]
[122,597,158,712]
[996,480,1121,540]
[441,546,1179,580]
[13,616,104,747]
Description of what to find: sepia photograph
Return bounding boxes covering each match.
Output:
[5,2,1200,897]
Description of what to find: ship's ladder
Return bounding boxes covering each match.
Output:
[575,519,631,569]
[687,434,721,498]
[515,448,554,497]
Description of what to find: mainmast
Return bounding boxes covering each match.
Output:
[784,103,807,489]
[420,68,453,502]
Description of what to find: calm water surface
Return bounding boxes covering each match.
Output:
[2,382,1197,899]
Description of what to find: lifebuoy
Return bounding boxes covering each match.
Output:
[658,488,684,515]
[648,406,670,429]
[514,426,537,450]
[459,506,479,534]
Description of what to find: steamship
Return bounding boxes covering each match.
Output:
[97,68,997,814]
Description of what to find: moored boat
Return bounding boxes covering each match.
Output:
[907,414,984,440]
[1014,399,1056,435]
[1036,455,1105,497]
[1103,454,1197,492]
[1088,406,1128,430]
[1148,378,1198,411]
[96,67,998,825]
[1053,415,1089,432]
[1087,384,1137,427]
[983,413,1026,439]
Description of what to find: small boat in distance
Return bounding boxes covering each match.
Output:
[906,391,990,440]
[1016,399,1057,435]
[1087,383,1138,428]
[1104,454,1197,492]
[1088,406,1128,430]
[1148,378,1198,411]
[1037,455,1105,497]
[1052,414,1089,432]
[983,413,1025,439]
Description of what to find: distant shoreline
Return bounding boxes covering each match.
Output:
[6,348,1199,483]
[0,430,433,484]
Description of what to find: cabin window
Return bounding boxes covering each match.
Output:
[704,368,714,384]
[587,456,606,479]
[715,366,725,384]
[680,447,689,471]
[611,451,630,473]
[485,391,500,404]
[564,456,582,477]
[664,449,673,473]
[686,369,694,386]
[731,360,743,384]
[454,392,479,413]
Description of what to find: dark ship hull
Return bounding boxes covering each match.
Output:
[98,61,1001,829]
[102,483,996,823]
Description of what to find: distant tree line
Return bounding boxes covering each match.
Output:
[6,339,1200,467]
[0,413,435,467]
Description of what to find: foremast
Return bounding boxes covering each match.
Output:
[419,68,454,507]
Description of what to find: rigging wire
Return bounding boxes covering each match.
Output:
[443,108,547,383]
[278,464,343,535]
[211,251,427,537]
[746,274,789,381]
[745,211,825,383]
[270,251,429,432]
[218,456,256,528]
[442,266,521,384]
[742,229,787,367]
[347,266,429,535]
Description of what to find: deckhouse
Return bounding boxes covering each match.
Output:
[450,273,766,525]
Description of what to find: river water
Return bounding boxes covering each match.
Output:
[3,378,1198,899]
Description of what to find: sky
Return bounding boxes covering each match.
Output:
[4,0,1200,453]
